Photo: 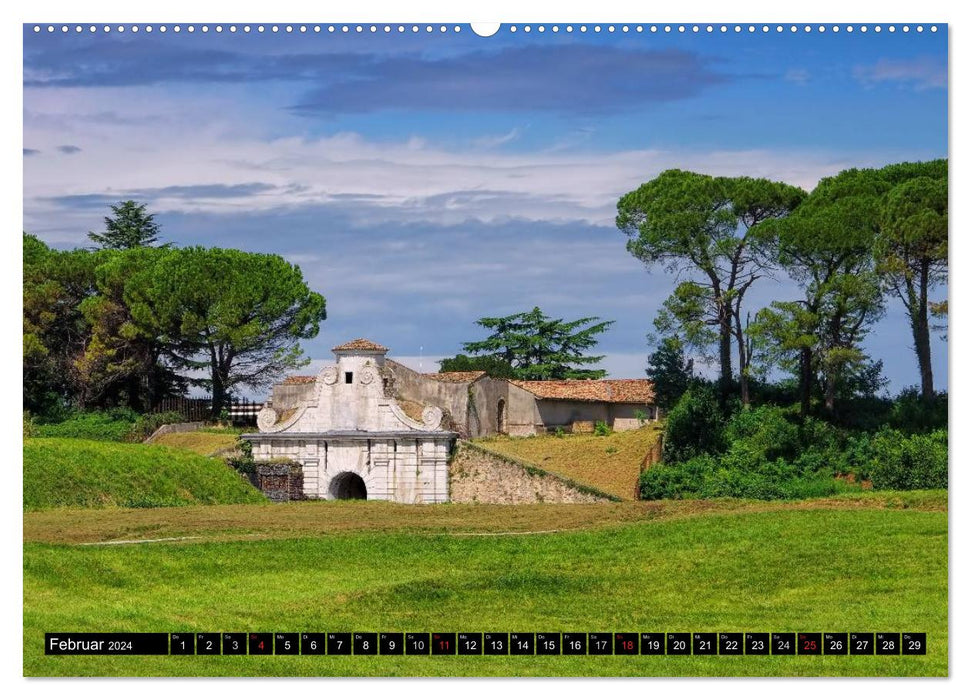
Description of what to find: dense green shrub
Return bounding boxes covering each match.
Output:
[33,409,140,442]
[641,420,948,500]
[662,386,725,463]
[641,380,948,501]
[838,432,876,481]
[823,387,948,433]
[869,428,948,490]
[723,405,841,463]
[32,409,186,442]
[639,457,711,500]
[646,403,872,500]
[723,405,799,458]
[227,455,257,475]
[130,411,186,441]
[703,462,844,500]
[593,420,612,436]
[239,438,254,459]
[887,388,948,434]
[639,454,847,501]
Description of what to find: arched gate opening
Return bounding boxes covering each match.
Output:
[329,471,367,500]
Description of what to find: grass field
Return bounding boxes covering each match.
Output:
[473,426,662,500]
[24,438,266,510]
[23,492,947,677]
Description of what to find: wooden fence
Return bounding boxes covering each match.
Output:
[154,397,263,425]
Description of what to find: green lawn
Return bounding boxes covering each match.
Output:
[24,438,265,510]
[23,502,947,677]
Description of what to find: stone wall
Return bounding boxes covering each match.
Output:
[448,441,617,504]
[251,461,305,502]
[468,376,510,437]
[271,383,315,411]
[144,421,204,443]
[386,359,476,437]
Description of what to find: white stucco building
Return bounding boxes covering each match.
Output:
[244,339,456,503]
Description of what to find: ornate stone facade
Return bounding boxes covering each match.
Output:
[243,340,456,503]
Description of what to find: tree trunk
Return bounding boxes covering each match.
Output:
[717,302,733,403]
[914,260,935,403]
[127,373,144,412]
[209,344,228,418]
[146,351,161,412]
[211,372,226,419]
[824,372,836,415]
[739,368,750,409]
[799,346,813,417]
[735,314,750,409]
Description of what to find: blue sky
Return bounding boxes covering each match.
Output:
[22,24,948,392]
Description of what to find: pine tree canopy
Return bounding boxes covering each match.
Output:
[88,200,161,249]
[460,306,613,380]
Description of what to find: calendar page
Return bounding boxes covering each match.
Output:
[22,18,948,679]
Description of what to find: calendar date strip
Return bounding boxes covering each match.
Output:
[45,632,927,656]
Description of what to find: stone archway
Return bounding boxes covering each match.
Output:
[329,471,368,500]
[497,398,507,435]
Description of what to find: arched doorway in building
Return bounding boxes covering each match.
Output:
[497,398,506,435]
[329,471,367,500]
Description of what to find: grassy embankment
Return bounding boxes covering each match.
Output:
[24,437,265,510]
[473,425,662,500]
[149,428,243,457]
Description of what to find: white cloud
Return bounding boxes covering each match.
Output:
[853,56,947,91]
[784,68,811,86]
[22,85,925,243]
[472,127,524,149]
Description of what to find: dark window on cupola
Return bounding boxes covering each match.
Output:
[345,372,354,384]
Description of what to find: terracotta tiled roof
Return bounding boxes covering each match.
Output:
[423,371,487,383]
[508,379,655,404]
[282,375,316,385]
[331,338,389,352]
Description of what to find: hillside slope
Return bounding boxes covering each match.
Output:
[23,438,265,511]
[472,425,661,500]
[149,429,241,456]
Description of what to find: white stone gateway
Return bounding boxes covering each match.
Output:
[244,339,456,503]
